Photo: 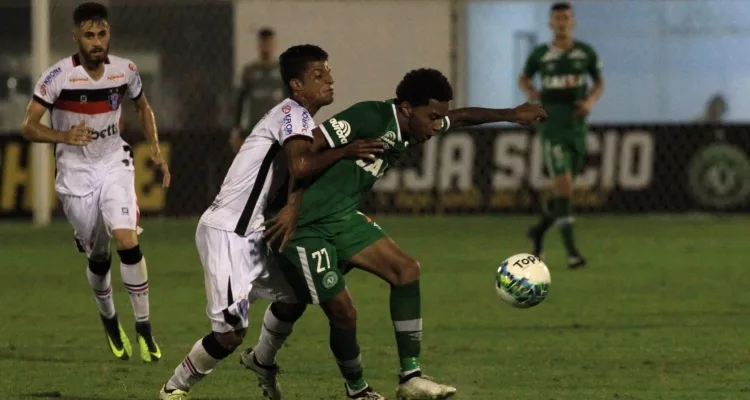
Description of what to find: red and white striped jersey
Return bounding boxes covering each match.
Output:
[32,54,143,196]
[200,98,315,236]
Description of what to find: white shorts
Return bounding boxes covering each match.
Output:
[196,222,300,333]
[59,169,137,259]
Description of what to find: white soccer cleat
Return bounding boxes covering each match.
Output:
[240,348,282,400]
[159,385,188,400]
[396,375,456,400]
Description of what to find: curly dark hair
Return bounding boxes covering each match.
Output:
[279,44,328,93]
[73,2,108,26]
[395,68,453,107]
[551,2,572,12]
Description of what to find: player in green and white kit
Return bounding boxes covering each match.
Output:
[240,69,546,400]
[519,1,604,268]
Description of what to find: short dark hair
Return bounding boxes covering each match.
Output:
[395,68,453,107]
[73,2,109,26]
[279,44,328,92]
[258,28,275,40]
[550,2,572,12]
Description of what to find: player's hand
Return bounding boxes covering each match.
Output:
[150,145,171,188]
[229,128,243,154]
[263,202,300,252]
[511,102,547,127]
[64,121,94,146]
[574,99,593,118]
[343,139,384,162]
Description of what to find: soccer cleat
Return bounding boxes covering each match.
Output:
[346,384,386,399]
[159,385,188,400]
[239,348,282,399]
[568,255,587,269]
[135,321,162,362]
[100,313,132,361]
[396,372,456,400]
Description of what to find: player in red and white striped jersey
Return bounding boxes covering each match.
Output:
[21,2,168,363]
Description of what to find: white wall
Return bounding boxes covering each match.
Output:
[234,0,453,121]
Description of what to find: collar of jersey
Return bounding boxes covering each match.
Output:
[389,102,403,142]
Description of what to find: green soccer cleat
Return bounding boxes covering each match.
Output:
[136,321,162,363]
[239,348,282,399]
[395,373,456,400]
[159,385,188,400]
[100,313,132,361]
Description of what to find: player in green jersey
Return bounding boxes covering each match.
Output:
[518,1,604,268]
[240,68,546,400]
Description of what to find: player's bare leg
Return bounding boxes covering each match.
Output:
[161,329,247,400]
[112,228,161,362]
[350,238,457,399]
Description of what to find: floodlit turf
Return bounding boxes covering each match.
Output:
[1,215,749,400]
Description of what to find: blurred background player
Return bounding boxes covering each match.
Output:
[20,2,169,362]
[518,1,604,269]
[229,27,286,154]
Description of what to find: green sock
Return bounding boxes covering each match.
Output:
[556,197,579,256]
[329,325,367,391]
[390,280,422,375]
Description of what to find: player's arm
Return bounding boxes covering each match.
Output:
[284,128,382,180]
[577,47,605,116]
[22,66,92,145]
[129,63,170,187]
[21,101,90,145]
[447,103,547,129]
[518,49,541,102]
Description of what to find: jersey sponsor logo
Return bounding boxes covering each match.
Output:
[69,77,89,83]
[109,92,120,110]
[381,131,396,149]
[328,118,351,144]
[43,67,62,86]
[282,104,292,114]
[107,73,125,80]
[128,63,137,71]
[568,49,588,59]
[301,110,311,132]
[90,123,119,140]
[40,85,47,96]
[687,142,750,209]
[283,113,293,135]
[542,74,586,89]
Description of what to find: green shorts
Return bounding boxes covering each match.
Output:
[275,211,387,304]
[540,134,587,178]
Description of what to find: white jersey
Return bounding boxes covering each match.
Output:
[32,54,144,196]
[200,98,315,236]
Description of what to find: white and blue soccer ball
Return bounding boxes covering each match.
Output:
[495,253,551,309]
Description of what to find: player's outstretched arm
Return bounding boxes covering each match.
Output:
[284,128,383,180]
[133,95,170,187]
[447,102,548,129]
[21,100,93,146]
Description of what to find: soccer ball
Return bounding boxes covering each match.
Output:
[495,253,551,309]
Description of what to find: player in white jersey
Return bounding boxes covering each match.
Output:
[21,3,168,363]
[159,45,383,400]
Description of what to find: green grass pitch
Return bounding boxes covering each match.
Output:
[1,215,749,399]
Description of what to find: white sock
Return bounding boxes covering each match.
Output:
[120,254,150,322]
[166,338,221,391]
[253,304,295,366]
[86,265,116,319]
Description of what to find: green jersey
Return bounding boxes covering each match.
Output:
[522,40,602,132]
[235,62,287,134]
[292,99,449,227]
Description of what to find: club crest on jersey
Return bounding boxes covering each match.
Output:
[282,104,292,114]
[109,92,120,110]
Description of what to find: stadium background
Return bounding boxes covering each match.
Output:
[1,1,750,399]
